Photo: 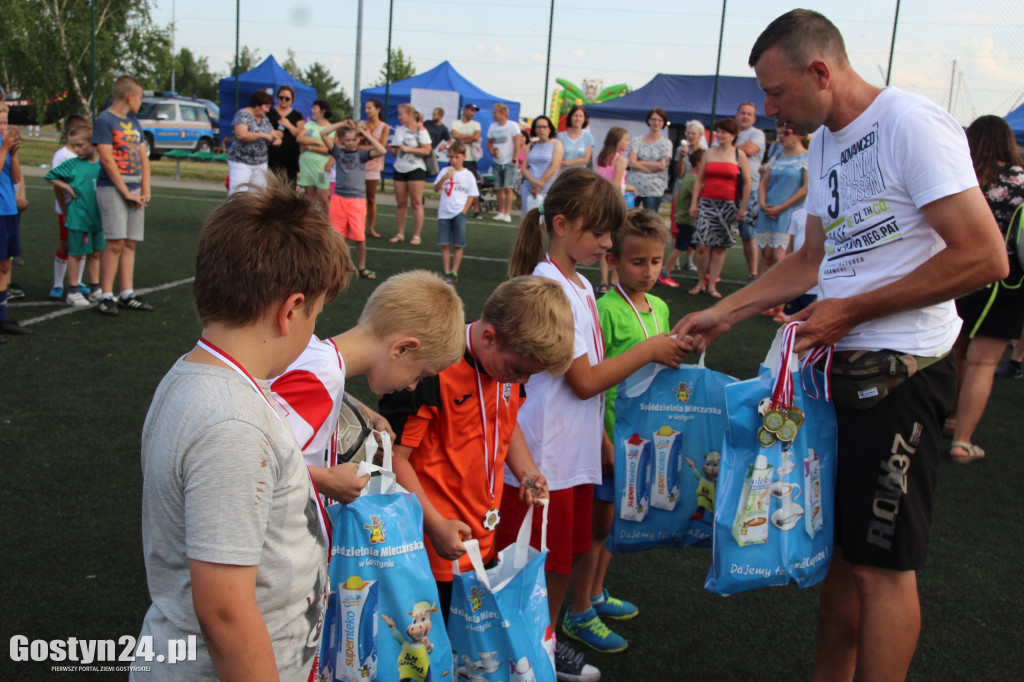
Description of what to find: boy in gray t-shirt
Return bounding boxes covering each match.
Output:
[134,174,352,681]
[321,121,386,279]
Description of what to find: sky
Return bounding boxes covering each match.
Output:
[151,0,1024,125]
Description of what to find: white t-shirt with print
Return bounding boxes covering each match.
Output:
[507,260,603,490]
[806,87,977,356]
[436,168,480,219]
[487,120,521,165]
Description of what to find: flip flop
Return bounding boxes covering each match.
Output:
[950,441,985,464]
[410,235,422,246]
[388,234,405,243]
[358,268,376,280]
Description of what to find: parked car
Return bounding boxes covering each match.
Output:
[136,93,217,160]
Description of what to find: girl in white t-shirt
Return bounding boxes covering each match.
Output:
[501,168,690,663]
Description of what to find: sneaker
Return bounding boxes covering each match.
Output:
[591,588,638,620]
[78,284,91,296]
[7,286,25,300]
[491,213,506,221]
[474,211,482,219]
[12,256,24,266]
[97,297,119,316]
[66,292,90,307]
[685,259,697,271]
[119,294,154,312]
[554,640,601,682]
[449,273,459,284]
[657,273,679,288]
[561,607,627,653]
[0,318,33,335]
[748,274,759,282]
[48,286,64,301]
[995,360,1023,379]
[87,289,103,303]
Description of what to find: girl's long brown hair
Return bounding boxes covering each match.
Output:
[966,115,1024,189]
[597,127,628,167]
[507,168,627,279]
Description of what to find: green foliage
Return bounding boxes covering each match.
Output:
[281,48,301,78]
[373,47,416,87]
[230,45,261,76]
[162,48,220,101]
[0,0,170,120]
[304,62,352,121]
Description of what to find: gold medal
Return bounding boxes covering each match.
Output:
[483,507,501,531]
[763,409,786,433]
[776,419,798,442]
[786,406,804,428]
[756,426,778,447]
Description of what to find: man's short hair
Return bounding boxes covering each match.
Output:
[748,9,848,70]
[250,90,273,108]
[483,276,574,375]
[112,76,142,102]
[494,102,509,116]
[433,107,444,118]
[357,270,465,368]
[193,172,352,327]
[448,140,466,156]
[610,208,669,257]
[737,102,757,114]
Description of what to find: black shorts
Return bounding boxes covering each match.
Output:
[833,353,956,571]
[463,160,480,181]
[955,283,1024,340]
[674,222,696,251]
[393,168,427,182]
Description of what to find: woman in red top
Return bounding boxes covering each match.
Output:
[687,117,750,298]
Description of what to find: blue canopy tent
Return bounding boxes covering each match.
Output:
[586,74,773,129]
[1005,101,1024,146]
[361,61,521,176]
[217,56,316,142]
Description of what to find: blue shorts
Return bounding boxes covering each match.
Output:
[437,213,467,248]
[491,162,516,189]
[594,474,615,503]
[0,214,20,261]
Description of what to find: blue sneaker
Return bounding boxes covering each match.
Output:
[995,361,1023,379]
[591,588,638,620]
[48,286,64,301]
[561,607,627,653]
[77,284,91,296]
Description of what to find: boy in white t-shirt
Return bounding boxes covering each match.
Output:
[433,140,479,284]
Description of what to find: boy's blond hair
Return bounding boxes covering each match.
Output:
[483,276,574,375]
[67,124,94,141]
[112,75,142,102]
[358,270,465,367]
[194,171,352,327]
[609,207,669,258]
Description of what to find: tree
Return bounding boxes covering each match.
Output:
[281,49,301,78]
[163,48,220,101]
[230,46,261,76]
[373,48,416,87]
[303,62,352,121]
[1,0,171,119]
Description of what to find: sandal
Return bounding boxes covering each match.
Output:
[410,235,422,246]
[358,268,376,280]
[950,441,985,464]
[388,234,405,243]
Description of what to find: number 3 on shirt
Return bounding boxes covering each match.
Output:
[827,169,840,219]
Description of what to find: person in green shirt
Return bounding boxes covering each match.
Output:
[664,148,704,278]
[45,124,104,307]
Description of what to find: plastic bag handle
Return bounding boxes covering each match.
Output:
[357,431,398,495]
[458,538,491,590]
[513,498,548,571]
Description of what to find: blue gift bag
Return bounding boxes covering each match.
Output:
[610,355,735,552]
[318,435,455,682]
[705,324,838,595]
[448,500,556,682]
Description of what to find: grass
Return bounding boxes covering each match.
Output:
[1,179,1021,680]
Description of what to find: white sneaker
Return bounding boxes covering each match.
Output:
[66,292,91,307]
[87,290,103,303]
[491,213,506,221]
[501,214,513,222]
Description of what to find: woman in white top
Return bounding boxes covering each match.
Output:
[387,103,431,245]
[676,120,708,179]
[557,105,594,170]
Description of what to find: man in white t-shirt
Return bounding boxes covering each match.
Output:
[675,10,1007,681]
[735,102,766,281]
[486,103,522,223]
[450,103,482,218]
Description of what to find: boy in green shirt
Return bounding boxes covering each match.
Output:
[45,124,103,307]
[665,149,704,276]
[586,208,673,630]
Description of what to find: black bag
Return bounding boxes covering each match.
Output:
[828,350,944,410]
[734,148,745,207]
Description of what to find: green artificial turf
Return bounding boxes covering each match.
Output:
[1,179,1020,680]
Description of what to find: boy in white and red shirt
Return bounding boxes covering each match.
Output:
[433,140,479,284]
